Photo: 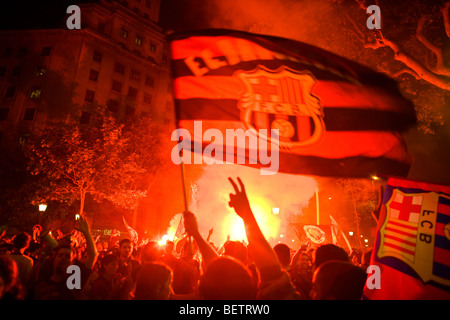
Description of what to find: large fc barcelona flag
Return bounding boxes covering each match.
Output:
[169,29,416,177]
[363,177,450,299]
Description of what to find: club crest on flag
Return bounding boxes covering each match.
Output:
[235,66,325,151]
[303,225,327,244]
[377,189,450,287]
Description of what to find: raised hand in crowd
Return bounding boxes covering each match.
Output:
[228,177,299,299]
[183,211,218,269]
[228,177,280,271]
[74,213,98,270]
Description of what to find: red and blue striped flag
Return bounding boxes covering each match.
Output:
[363,176,450,299]
[169,29,416,177]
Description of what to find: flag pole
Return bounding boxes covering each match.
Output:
[171,78,192,254]
[316,186,320,225]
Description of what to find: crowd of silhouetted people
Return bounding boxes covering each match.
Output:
[0,177,373,300]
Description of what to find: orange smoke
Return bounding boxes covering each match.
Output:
[173,162,318,247]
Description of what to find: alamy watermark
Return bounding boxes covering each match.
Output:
[170,121,280,176]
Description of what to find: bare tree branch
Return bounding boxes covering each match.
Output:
[441,1,450,38]
[348,1,450,90]
[416,16,441,60]
[416,14,450,76]
[375,36,450,90]
[390,68,420,80]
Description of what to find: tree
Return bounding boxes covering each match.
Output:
[25,106,160,218]
[336,178,378,250]
[336,0,450,134]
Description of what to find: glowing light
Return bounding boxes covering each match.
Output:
[223,214,247,242]
[328,197,332,200]
[280,234,284,238]
[272,208,280,215]
[349,231,354,236]
[38,204,47,212]
[364,239,369,243]
[75,214,80,220]
[158,234,170,246]
[250,198,280,241]
[372,175,379,180]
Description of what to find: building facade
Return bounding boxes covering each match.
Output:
[0,0,178,235]
[0,0,173,151]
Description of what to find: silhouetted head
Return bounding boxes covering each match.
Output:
[199,256,256,300]
[311,260,366,300]
[273,243,291,268]
[0,255,19,299]
[12,232,31,250]
[223,241,248,263]
[99,254,119,276]
[119,239,133,259]
[140,241,161,263]
[313,244,349,270]
[52,244,76,277]
[134,262,173,300]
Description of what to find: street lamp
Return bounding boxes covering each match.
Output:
[38,203,47,212]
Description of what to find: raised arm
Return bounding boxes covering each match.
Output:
[76,214,99,269]
[183,211,219,268]
[228,177,282,279]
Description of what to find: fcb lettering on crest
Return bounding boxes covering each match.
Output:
[234,66,325,151]
[377,188,450,287]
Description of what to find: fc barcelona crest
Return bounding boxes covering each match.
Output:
[377,188,450,287]
[234,66,325,151]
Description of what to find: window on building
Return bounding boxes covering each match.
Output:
[0,66,6,76]
[0,108,9,121]
[84,89,95,103]
[30,87,42,99]
[3,48,12,57]
[130,70,140,81]
[36,65,47,76]
[143,93,152,105]
[121,28,128,39]
[5,86,16,98]
[23,108,36,121]
[112,80,122,93]
[41,46,52,56]
[114,62,125,74]
[127,87,138,99]
[107,99,119,113]
[18,47,28,57]
[93,50,102,62]
[89,69,99,81]
[12,65,22,77]
[80,111,91,125]
[145,75,154,87]
[135,36,143,46]
[149,43,156,53]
